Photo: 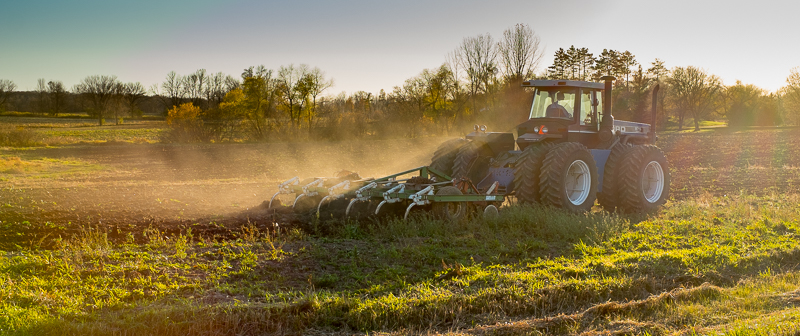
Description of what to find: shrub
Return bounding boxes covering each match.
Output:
[0,125,42,147]
[163,103,209,142]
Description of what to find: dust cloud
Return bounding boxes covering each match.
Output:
[1,137,453,230]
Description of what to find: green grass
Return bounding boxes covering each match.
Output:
[3,193,800,334]
[37,127,167,143]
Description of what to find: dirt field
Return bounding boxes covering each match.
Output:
[0,138,442,249]
[5,128,800,334]
[2,129,800,250]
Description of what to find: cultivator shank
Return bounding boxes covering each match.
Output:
[267,166,505,221]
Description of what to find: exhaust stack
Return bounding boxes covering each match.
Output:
[600,76,615,130]
[598,76,615,145]
[650,84,660,144]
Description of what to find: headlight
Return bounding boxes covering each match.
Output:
[480,125,487,132]
[533,126,539,133]
[473,124,479,131]
[541,126,548,134]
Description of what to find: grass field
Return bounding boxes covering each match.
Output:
[3,117,800,335]
[4,194,800,335]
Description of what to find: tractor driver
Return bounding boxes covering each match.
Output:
[546,92,572,119]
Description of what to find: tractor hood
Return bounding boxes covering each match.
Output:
[612,120,650,136]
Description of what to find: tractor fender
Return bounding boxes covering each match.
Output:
[590,149,611,192]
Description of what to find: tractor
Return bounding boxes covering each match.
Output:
[428,76,669,214]
[268,76,669,221]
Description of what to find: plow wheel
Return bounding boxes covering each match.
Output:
[432,186,467,221]
[597,143,633,212]
[539,142,598,213]
[430,138,469,178]
[513,142,554,204]
[617,145,670,213]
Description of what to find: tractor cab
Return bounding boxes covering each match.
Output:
[516,80,605,150]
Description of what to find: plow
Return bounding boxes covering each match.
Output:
[268,76,671,222]
[268,166,504,221]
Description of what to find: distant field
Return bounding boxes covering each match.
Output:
[0,115,167,145]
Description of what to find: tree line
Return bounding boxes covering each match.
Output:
[546,45,798,131]
[2,24,800,141]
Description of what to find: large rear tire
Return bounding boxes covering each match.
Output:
[597,143,633,212]
[512,142,554,204]
[539,142,598,213]
[430,139,468,178]
[432,186,467,221]
[617,145,671,213]
[452,141,478,180]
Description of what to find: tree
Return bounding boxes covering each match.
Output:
[0,79,16,112]
[781,67,800,126]
[276,64,310,128]
[497,24,543,81]
[299,67,333,130]
[121,82,146,119]
[36,78,48,114]
[183,69,207,109]
[46,81,67,116]
[722,81,763,127]
[592,49,620,80]
[619,51,638,87]
[204,72,229,109]
[74,75,121,125]
[647,58,668,81]
[667,66,722,131]
[241,66,279,138]
[454,33,498,117]
[161,71,184,110]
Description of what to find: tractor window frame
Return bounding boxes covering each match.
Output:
[578,89,601,130]
[529,88,578,120]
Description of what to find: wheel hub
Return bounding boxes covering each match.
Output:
[642,161,664,203]
[566,160,591,205]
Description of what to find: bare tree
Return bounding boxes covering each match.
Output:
[497,24,544,81]
[224,75,241,92]
[46,81,68,116]
[161,71,184,109]
[121,82,146,118]
[455,33,498,116]
[74,75,121,125]
[183,69,207,108]
[0,79,16,112]
[668,66,722,131]
[36,78,48,114]
[204,72,227,109]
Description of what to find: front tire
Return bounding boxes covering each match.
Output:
[513,142,554,204]
[452,141,479,180]
[539,142,598,213]
[430,139,468,178]
[618,145,670,213]
[598,143,633,212]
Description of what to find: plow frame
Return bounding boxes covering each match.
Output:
[271,166,506,220]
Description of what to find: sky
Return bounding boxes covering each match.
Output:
[2,0,799,94]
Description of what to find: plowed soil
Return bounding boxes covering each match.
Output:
[2,129,800,249]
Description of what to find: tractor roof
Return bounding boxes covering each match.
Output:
[522,80,604,90]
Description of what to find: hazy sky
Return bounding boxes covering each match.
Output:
[2,0,798,94]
